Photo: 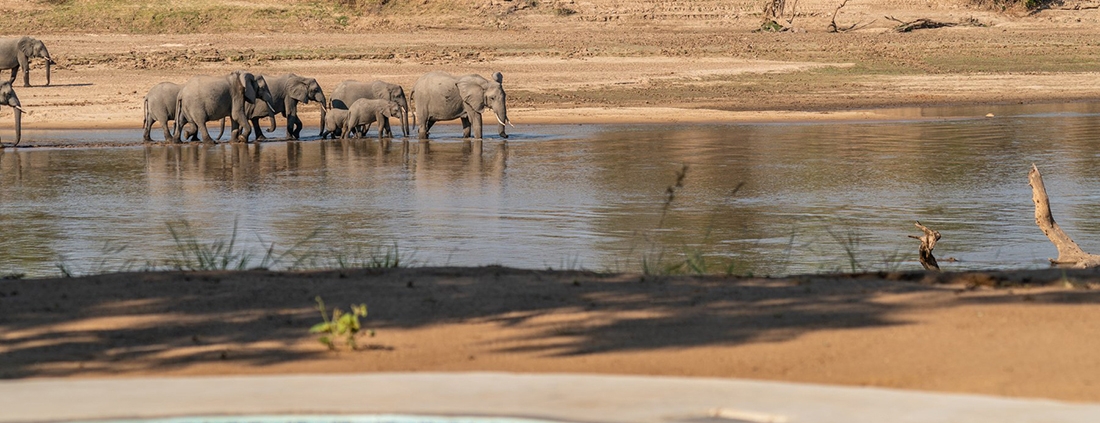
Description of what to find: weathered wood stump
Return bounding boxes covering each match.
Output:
[909,221,941,271]
[1028,164,1100,268]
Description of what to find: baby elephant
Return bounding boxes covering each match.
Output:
[342,98,402,140]
[320,108,349,139]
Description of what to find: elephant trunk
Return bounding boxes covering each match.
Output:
[12,105,22,146]
[45,60,51,87]
[319,103,327,138]
[267,115,276,133]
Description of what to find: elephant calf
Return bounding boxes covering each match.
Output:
[330,79,409,137]
[0,81,23,146]
[320,108,349,139]
[342,99,402,140]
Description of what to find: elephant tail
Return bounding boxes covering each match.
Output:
[142,97,151,133]
[216,117,226,141]
[174,98,184,141]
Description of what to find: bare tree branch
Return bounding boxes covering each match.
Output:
[1028,164,1100,268]
[908,221,941,271]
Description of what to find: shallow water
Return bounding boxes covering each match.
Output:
[5,103,1100,278]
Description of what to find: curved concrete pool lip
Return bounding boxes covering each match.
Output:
[2,372,1099,423]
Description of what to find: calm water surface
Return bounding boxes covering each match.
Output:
[5,103,1100,278]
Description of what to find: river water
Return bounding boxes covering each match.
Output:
[4,103,1100,278]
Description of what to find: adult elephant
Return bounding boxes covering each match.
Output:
[0,37,54,87]
[245,73,326,141]
[411,71,510,140]
[0,81,23,146]
[329,79,409,137]
[144,81,217,142]
[144,82,188,142]
[175,71,274,143]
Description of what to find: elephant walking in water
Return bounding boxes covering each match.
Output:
[0,37,54,87]
[0,81,23,146]
[320,108,349,139]
[175,71,274,143]
[143,82,188,142]
[411,71,510,140]
[245,73,326,141]
[330,79,409,138]
[341,99,402,140]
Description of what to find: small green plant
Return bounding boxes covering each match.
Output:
[327,243,412,269]
[310,296,372,350]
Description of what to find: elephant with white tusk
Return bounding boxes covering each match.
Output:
[330,79,409,138]
[175,70,274,143]
[0,81,22,146]
[246,73,326,141]
[0,37,54,87]
[411,71,510,140]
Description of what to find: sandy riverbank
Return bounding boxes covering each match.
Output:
[3,267,1100,403]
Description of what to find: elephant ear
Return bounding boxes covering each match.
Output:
[17,37,35,57]
[492,72,503,84]
[239,72,258,102]
[457,80,487,113]
[288,78,309,103]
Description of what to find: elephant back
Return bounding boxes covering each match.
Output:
[335,80,406,107]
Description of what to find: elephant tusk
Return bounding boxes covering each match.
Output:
[12,105,25,113]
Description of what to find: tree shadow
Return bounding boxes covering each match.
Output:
[2,266,1094,378]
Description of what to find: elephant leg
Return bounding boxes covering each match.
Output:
[288,115,302,140]
[375,114,386,140]
[142,118,154,142]
[18,57,29,87]
[7,67,15,84]
[419,119,436,140]
[470,113,484,139]
[461,116,472,139]
[382,117,393,138]
[196,117,215,143]
[161,121,174,142]
[249,117,266,141]
[340,118,353,140]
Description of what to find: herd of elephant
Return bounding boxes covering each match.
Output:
[0,36,512,147]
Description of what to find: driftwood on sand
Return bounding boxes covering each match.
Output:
[1028,164,1100,268]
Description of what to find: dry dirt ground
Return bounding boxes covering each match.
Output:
[4,0,1100,405]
